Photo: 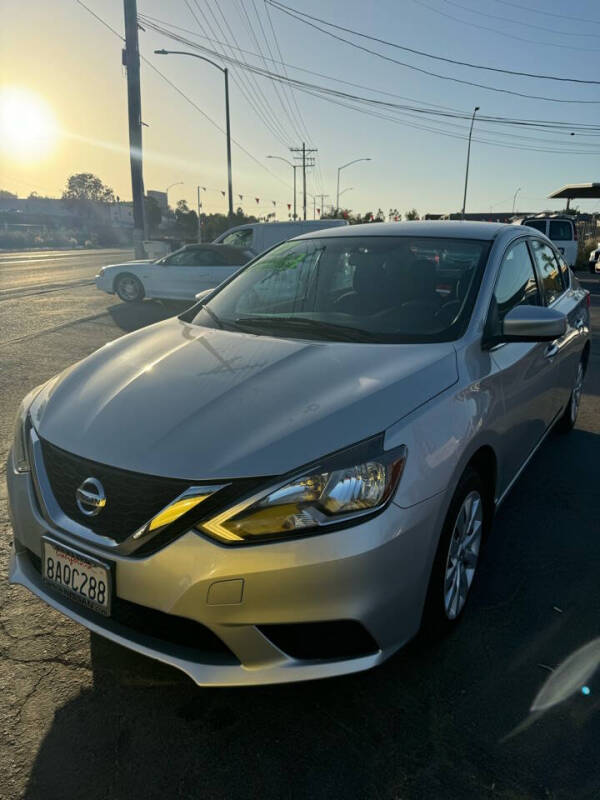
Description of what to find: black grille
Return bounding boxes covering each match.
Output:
[39,438,192,542]
[27,550,235,664]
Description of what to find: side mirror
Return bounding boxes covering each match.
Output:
[194,289,212,303]
[499,305,567,343]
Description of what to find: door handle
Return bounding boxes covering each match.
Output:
[575,318,585,333]
[544,342,559,359]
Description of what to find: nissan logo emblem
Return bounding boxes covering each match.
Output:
[75,477,107,517]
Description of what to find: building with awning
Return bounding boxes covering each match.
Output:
[548,183,600,210]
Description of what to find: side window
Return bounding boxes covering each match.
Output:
[524,219,547,234]
[549,220,573,241]
[491,241,540,328]
[556,252,571,288]
[529,239,565,304]
[222,229,253,248]
[164,250,190,265]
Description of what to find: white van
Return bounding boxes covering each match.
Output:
[213,219,349,255]
[519,216,578,266]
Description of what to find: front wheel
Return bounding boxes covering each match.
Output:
[422,467,489,636]
[556,358,585,433]
[115,273,144,303]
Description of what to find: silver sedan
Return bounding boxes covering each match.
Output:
[8,221,590,685]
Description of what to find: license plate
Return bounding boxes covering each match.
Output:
[42,538,112,616]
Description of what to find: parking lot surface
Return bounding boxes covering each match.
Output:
[1,252,599,800]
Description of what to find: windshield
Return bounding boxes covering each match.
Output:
[189,236,491,343]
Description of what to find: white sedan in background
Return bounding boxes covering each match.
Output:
[96,244,253,302]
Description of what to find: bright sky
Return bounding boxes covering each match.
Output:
[2,0,600,217]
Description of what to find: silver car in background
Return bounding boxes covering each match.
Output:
[8,222,590,686]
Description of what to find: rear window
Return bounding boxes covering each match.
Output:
[549,220,574,241]
[524,219,547,234]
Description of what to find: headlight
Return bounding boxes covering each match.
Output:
[98,267,106,276]
[200,439,407,544]
[12,386,43,473]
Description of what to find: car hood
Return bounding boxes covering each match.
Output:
[32,319,458,479]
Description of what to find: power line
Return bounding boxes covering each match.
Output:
[73,0,293,193]
[267,0,600,85]
[492,0,600,25]
[233,0,299,142]
[411,0,583,52]
[266,3,600,104]
[440,0,596,38]
[138,21,600,141]
[203,0,296,144]
[139,13,470,115]
[187,0,291,145]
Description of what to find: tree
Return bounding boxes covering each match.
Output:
[62,173,115,203]
[144,196,162,234]
[405,208,420,220]
[175,199,199,240]
[0,189,17,199]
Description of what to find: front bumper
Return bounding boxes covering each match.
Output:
[7,455,445,686]
[95,273,114,294]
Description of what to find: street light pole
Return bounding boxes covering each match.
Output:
[512,186,522,215]
[155,49,234,220]
[336,158,371,214]
[461,106,480,219]
[267,155,297,219]
[165,181,183,207]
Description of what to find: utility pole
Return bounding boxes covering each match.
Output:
[316,194,329,216]
[123,0,147,258]
[461,106,480,219]
[290,143,317,221]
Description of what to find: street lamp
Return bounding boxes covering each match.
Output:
[512,186,522,215]
[165,181,183,202]
[155,49,234,219]
[461,106,480,219]
[267,155,297,219]
[339,187,354,197]
[336,159,371,214]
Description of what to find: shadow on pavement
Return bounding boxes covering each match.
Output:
[106,300,192,333]
[22,428,600,800]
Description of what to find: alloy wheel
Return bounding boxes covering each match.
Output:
[118,276,140,301]
[443,490,483,620]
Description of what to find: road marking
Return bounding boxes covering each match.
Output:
[0,279,95,301]
[0,310,111,347]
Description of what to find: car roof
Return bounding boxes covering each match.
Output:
[294,220,511,241]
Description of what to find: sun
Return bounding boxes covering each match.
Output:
[0,87,58,161]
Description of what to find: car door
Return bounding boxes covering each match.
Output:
[529,238,586,414]
[151,248,199,299]
[487,239,561,482]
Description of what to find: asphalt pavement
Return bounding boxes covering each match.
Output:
[1,251,599,800]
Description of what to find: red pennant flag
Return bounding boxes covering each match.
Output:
[272,200,276,206]
[255,197,260,204]
[317,208,320,215]
[221,190,226,197]
[287,203,291,210]
[238,195,243,201]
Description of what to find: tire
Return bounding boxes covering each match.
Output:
[115,273,144,303]
[555,358,585,434]
[422,467,490,637]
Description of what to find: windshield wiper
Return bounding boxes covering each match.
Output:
[198,303,224,329]
[232,315,378,342]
